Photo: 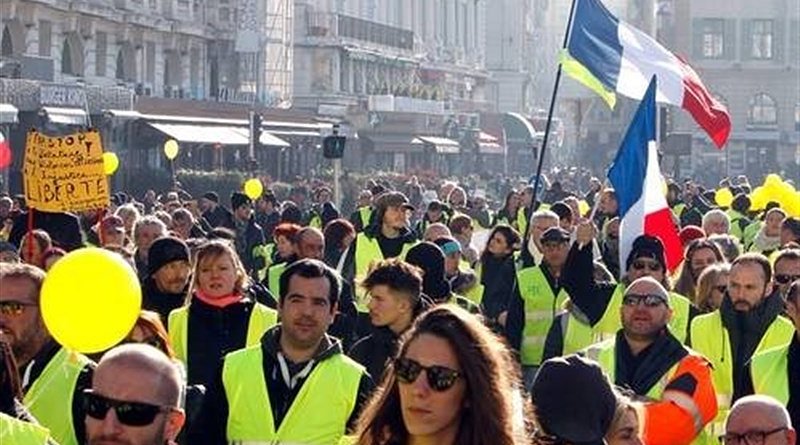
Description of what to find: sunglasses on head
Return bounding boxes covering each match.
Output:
[83,390,174,427]
[774,274,800,285]
[394,357,461,392]
[0,300,37,316]
[632,260,662,272]
[622,293,666,308]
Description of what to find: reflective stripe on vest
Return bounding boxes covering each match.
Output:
[354,233,416,311]
[593,284,692,343]
[689,310,794,436]
[750,343,790,405]
[560,310,598,356]
[0,412,51,445]
[23,347,92,445]
[168,302,278,367]
[222,345,364,445]
[517,266,569,366]
[268,262,288,299]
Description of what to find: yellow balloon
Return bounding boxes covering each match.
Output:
[102,152,119,175]
[41,248,141,353]
[714,188,733,208]
[244,178,263,200]
[164,139,179,160]
[578,200,590,217]
[750,186,768,211]
[763,173,782,188]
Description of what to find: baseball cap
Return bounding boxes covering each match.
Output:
[433,237,462,256]
[540,226,571,244]
[375,191,415,212]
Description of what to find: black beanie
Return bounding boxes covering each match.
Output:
[625,235,666,271]
[203,191,219,203]
[405,242,451,303]
[230,191,251,210]
[148,237,190,276]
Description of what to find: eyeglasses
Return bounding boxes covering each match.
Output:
[721,427,787,445]
[394,357,461,392]
[0,300,37,316]
[632,261,663,272]
[713,285,728,293]
[622,293,667,308]
[83,390,174,427]
[774,274,800,285]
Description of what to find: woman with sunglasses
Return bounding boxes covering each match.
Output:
[695,263,731,313]
[352,305,531,445]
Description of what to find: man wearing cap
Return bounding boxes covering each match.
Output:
[584,277,718,445]
[531,354,618,445]
[564,224,694,344]
[231,191,266,277]
[341,191,419,326]
[506,226,573,389]
[433,236,483,304]
[690,253,795,438]
[199,191,235,230]
[141,237,192,324]
[414,200,448,240]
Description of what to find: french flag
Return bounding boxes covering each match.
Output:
[608,77,683,273]
[0,130,10,169]
[562,0,731,148]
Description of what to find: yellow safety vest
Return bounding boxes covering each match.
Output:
[0,413,52,445]
[726,210,747,241]
[672,203,686,219]
[750,342,791,405]
[593,284,692,343]
[168,302,278,367]
[559,309,598,356]
[689,311,794,437]
[358,207,372,230]
[267,262,288,299]
[222,344,364,445]
[517,266,569,366]
[353,233,417,311]
[23,347,92,445]
[253,243,275,282]
[517,207,529,237]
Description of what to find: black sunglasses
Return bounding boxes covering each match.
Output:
[774,274,800,285]
[622,293,667,308]
[721,426,787,445]
[394,357,461,392]
[83,390,174,427]
[632,260,663,272]
[0,300,37,316]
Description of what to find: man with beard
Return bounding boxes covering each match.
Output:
[690,253,795,439]
[0,263,93,445]
[584,277,717,445]
[193,259,372,444]
[141,237,192,324]
[85,344,185,445]
[772,249,800,300]
[132,216,167,282]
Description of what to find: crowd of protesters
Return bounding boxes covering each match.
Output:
[0,170,798,445]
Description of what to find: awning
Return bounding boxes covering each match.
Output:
[268,130,320,138]
[148,123,249,145]
[0,104,18,124]
[104,109,143,120]
[478,131,504,154]
[230,128,291,147]
[41,107,88,126]
[360,132,421,153]
[413,136,460,154]
[502,112,537,145]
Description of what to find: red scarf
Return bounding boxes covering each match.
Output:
[194,289,243,308]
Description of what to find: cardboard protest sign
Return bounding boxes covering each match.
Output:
[24,129,110,212]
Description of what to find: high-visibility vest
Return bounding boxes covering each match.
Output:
[517,266,569,366]
[672,203,687,219]
[593,284,692,343]
[750,342,791,405]
[517,207,530,237]
[222,344,364,445]
[358,207,372,230]
[742,221,762,251]
[23,348,93,445]
[726,210,747,241]
[267,262,288,298]
[559,309,598,356]
[253,243,275,282]
[0,413,52,445]
[689,311,794,437]
[168,302,278,367]
[353,233,417,311]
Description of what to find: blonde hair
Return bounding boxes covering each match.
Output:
[187,240,247,303]
[695,263,730,312]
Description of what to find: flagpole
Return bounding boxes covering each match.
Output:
[523,0,579,246]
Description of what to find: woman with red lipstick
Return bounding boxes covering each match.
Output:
[353,305,531,445]
[167,240,277,386]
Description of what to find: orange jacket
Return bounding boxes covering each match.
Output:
[641,353,718,445]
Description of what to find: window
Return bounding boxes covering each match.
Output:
[1,27,12,56]
[61,39,73,74]
[751,19,773,59]
[701,19,724,58]
[96,32,107,77]
[748,93,777,125]
[145,41,155,83]
[38,21,52,56]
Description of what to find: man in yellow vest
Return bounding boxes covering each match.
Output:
[772,249,800,300]
[748,279,800,429]
[689,253,795,439]
[723,395,796,445]
[85,344,185,445]
[349,189,374,233]
[506,226,572,390]
[583,277,717,445]
[0,263,94,445]
[192,259,372,445]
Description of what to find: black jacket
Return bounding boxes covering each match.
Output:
[561,243,617,326]
[479,253,518,322]
[348,326,400,383]
[10,210,84,251]
[202,205,235,230]
[234,216,266,275]
[141,277,187,326]
[191,326,374,445]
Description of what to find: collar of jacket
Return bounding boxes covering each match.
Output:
[261,325,342,364]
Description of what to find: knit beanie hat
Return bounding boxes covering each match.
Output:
[148,237,190,276]
[405,242,451,303]
[230,191,251,210]
[625,235,666,271]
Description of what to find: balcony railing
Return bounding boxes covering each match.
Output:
[305,12,414,51]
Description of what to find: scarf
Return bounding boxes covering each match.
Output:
[193,289,243,308]
[750,228,781,253]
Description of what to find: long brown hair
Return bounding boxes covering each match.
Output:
[354,305,530,445]
[126,310,176,359]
